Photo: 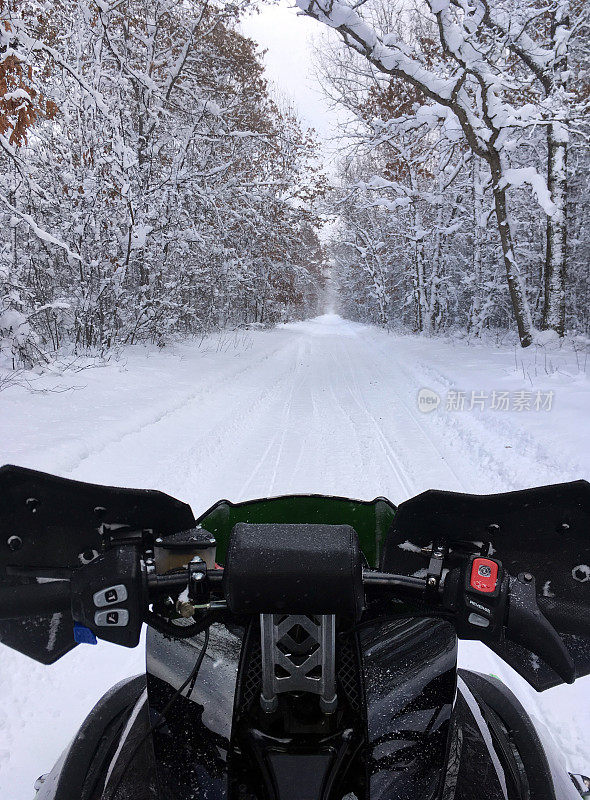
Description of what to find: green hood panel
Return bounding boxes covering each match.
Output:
[195,494,396,568]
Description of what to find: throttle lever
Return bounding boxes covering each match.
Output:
[506,573,575,684]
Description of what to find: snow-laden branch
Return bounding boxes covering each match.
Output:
[0,195,82,262]
[296,0,463,104]
[499,168,558,218]
[14,31,112,119]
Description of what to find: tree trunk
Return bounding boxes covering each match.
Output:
[469,160,485,335]
[542,124,567,335]
[375,275,388,326]
[542,3,569,336]
[363,258,388,326]
[490,157,535,347]
[415,240,428,333]
[428,179,444,334]
[412,203,429,334]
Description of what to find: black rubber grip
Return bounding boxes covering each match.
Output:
[538,597,590,638]
[0,582,71,620]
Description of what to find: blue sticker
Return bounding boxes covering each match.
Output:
[73,622,97,645]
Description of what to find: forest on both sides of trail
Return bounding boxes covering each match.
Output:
[1,0,590,384]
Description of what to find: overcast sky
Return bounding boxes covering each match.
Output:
[240,1,343,148]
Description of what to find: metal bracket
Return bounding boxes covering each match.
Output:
[260,614,337,714]
[426,537,448,598]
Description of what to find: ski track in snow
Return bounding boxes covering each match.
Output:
[0,314,589,796]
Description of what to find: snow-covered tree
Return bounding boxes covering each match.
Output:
[0,0,327,367]
[299,0,589,345]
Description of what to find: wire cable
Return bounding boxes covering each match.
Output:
[104,626,210,800]
[144,607,226,638]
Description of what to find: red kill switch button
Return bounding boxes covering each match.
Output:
[470,558,498,593]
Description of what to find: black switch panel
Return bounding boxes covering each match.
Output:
[71,547,144,647]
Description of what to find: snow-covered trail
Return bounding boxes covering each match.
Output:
[1,314,589,796]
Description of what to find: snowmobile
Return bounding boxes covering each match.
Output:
[0,465,589,800]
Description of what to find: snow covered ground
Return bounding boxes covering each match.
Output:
[1,313,589,796]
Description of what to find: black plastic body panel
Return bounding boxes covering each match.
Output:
[448,677,509,800]
[145,622,242,799]
[35,674,147,799]
[361,617,457,800]
[458,669,556,800]
[140,616,461,800]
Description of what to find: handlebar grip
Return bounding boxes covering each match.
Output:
[0,582,71,620]
[538,596,590,638]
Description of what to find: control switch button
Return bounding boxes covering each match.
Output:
[468,613,490,628]
[94,609,129,627]
[470,558,499,593]
[93,584,128,607]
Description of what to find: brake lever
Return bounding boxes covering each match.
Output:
[505,573,575,684]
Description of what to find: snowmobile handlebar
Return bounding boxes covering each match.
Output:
[0,567,429,622]
[0,562,586,640]
[0,556,584,683]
